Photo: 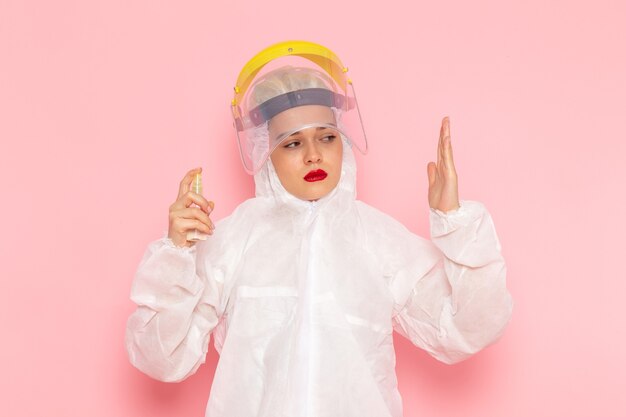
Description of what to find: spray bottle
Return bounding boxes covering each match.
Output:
[186,172,209,241]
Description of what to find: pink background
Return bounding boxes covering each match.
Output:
[1,0,624,416]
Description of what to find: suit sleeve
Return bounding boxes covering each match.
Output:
[389,200,513,364]
[125,234,224,382]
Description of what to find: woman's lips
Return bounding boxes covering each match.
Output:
[304,169,328,182]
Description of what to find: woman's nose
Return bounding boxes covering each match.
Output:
[304,142,322,164]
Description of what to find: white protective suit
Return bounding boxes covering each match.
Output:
[125,138,513,417]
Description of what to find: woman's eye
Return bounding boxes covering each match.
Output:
[284,141,300,148]
[321,135,336,142]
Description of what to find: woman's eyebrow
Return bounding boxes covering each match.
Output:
[283,126,337,138]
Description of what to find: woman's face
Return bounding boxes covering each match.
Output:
[269,105,343,201]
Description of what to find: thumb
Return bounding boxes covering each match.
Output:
[427,162,437,187]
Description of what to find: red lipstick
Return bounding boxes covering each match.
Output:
[304,169,328,182]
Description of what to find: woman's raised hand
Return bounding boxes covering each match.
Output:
[427,117,460,213]
[167,167,215,247]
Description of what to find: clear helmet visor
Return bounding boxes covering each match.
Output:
[231,41,367,174]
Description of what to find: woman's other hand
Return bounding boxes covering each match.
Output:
[427,116,460,213]
[167,167,215,247]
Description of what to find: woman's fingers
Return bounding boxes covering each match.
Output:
[177,167,202,200]
[183,192,211,212]
[432,117,449,187]
[172,206,215,230]
[445,136,455,170]
[444,118,457,175]
[442,116,451,168]
[170,191,212,213]
[439,116,457,176]
[171,218,213,235]
[429,117,460,211]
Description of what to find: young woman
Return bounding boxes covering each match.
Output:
[125,41,513,417]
